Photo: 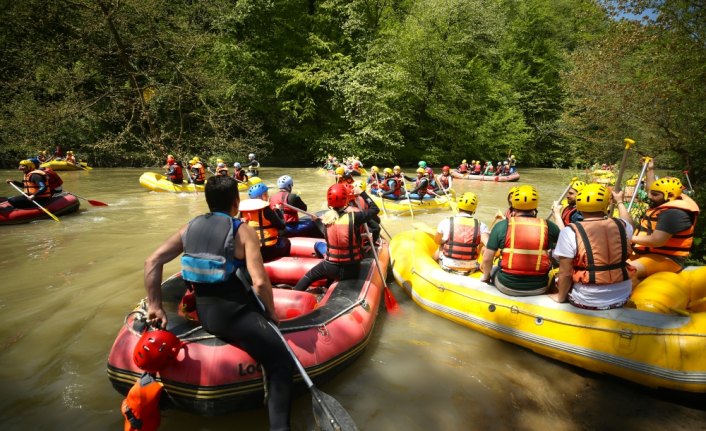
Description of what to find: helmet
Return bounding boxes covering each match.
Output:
[277,175,293,191]
[233,162,241,169]
[371,166,379,173]
[575,183,610,213]
[217,163,226,169]
[650,177,683,201]
[19,159,35,170]
[335,166,346,176]
[442,166,450,172]
[383,168,393,175]
[192,156,200,162]
[167,154,175,161]
[418,161,427,168]
[416,167,425,174]
[507,185,519,199]
[353,161,361,169]
[249,176,262,185]
[425,167,433,176]
[216,158,224,164]
[393,165,401,172]
[462,159,467,164]
[353,180,367,192]
[248,183,269,199]
[327,183,350,208]
[133,329,182,373]
[510,185,539,210]
[503,161,508,165]
[570,180,586,193]
[457,192,478,213]
[248,153,255,160]
[67,151,74,155]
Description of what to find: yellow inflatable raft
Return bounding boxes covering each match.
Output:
[371,194,454,216]
[139,172,254,193]
[40,160,92,171]
[390,228,706,393]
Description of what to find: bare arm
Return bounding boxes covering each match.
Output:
[548,257,573,303]
[479,247,495,282]
[144,227,186,328]
[632,230,672,248]
[612,190,634,226]
[237,224,278,324]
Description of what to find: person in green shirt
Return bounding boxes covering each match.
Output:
[480,185,560,296]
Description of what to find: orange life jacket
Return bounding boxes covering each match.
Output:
[325,212,362,263]
[241,208,279,247]
[570,218,634,285]
[500,217,552,276]
[191,163,206,183]
[121,373,163,431]
[633,195,699,258]
[270,191,299,224]
[442,217,481,261]
[23,169,52,198]
[216,167,228,176]
[233,169,248,182]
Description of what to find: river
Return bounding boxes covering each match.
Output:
[0,167,704,430]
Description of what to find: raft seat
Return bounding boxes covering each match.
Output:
[272,289,318,320]
[264,256,326,287]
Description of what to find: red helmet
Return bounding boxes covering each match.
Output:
[133,329,182,373]
[327,183,350,208]
[442,165,450,172]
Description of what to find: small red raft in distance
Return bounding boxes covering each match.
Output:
[0,192,80,225]
[107,236,390,415]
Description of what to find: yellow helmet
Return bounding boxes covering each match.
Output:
[383,167,393,175]
[650,177,683,201]
[510,185,539,210]
[507,185,520,200]
[457,192,478,213]
[570,180,586,193]
[575,183,610,213]
[353,180,367,192]
[192,156,200,162]
[462,159,467,164]
[371,166,379,173]
[249,177,262,185]
[416,167,425,174]
[67,150,74,155]
[335,166,346,176]
[626,174,638,187]
[19,159,35,170]
[216,158,224,164]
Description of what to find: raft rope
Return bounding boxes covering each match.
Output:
[410,268,706,338]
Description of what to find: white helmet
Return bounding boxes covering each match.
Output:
[248,153,255,160]
[277,175,293,191]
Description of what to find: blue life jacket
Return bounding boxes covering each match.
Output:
[181,212,244,283]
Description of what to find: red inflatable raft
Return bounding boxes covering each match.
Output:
[107,236,390,415]
[0,192,80,225]
[450,171,520,182]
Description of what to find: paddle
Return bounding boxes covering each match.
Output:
[362,225,399,314]
[607,138,635,215]
[183,162,194,184]
[683,170,694,195]
[67,192,108,207]
[627,157,651,212]
[412,221,436,236]
[376,190,389,219]
[8,182,60,222]
[250,295,358,431]
[282,202,318,220]
[546,176,578,220]
[400,177,414,220]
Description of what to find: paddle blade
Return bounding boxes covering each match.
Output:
[87,199,109,206]
[384,286,400,314]
[311,387,359,431]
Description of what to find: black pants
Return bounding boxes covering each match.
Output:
[7,195,51,209]
[293,260,360,291]
[195,298,293,431]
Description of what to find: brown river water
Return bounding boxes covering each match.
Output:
[1,167,704,430]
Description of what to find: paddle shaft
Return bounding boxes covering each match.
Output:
[282,202,318,219]
[628,158,650,211]
[68,192,108,207]
[684,170,694,192]
[362,225,398,312]
[400,176,414,219]
[436,175,457,214]
[183,162,194,184]
[546,178,576,220]
[8,182,60,222]
[608,138,635,215]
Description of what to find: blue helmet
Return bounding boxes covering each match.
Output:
[248,183,268,199]
[277,175,293,191]
[233,162,241,169]
[29,158,41,168]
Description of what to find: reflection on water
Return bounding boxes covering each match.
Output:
[0,167,704,430]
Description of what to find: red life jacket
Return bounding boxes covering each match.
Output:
[23,169,52,198]
[121,373,163,431]
[457,163,469,173]
[325,212,362,263]
[43,168,63,191]
[633,195,699,258]
[241,208,279,247]
[442,217,481,260]
[561,205,577,226]
[472,164,482,174]
[570,218,634,285]
[500,217,552,276]
[233,169,248,182]
[438,174,450,189]
[270,191,299,224]
[168,164,183,183]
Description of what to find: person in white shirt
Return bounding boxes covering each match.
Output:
[550,183,636,310]
[434,192,490,275]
